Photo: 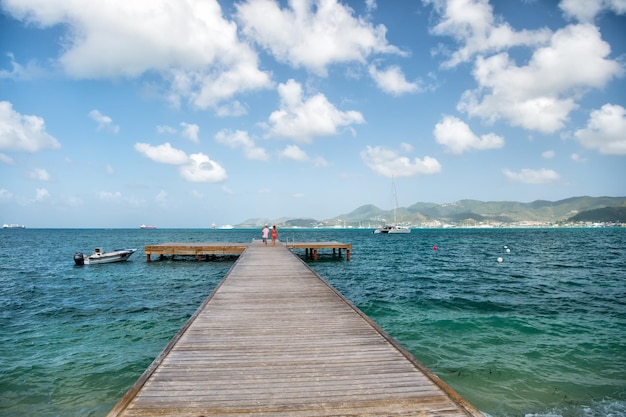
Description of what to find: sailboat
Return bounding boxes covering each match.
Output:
[374,177,411,234]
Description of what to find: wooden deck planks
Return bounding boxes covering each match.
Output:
[144,242,248,261]
[108,241,482,417]
[285,241,351,260]
[143,240,351,261]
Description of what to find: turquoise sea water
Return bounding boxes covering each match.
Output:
[0,228,624,417]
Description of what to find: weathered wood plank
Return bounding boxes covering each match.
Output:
[108,241,482,417]
[143,240,351,260]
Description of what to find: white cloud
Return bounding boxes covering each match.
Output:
[157,125,177,135]
[570,153,587,163]
[236,0,403,76]
[0,153,15,164]
[221,185,235,195]
[366,0,377,14]
[0,101,61,152]
[134,142,189,165]
[215,129,268,161]
[0,189,13,199]
[360,145,442,177]
[180,122,200,143]
[542,150,555,159]
[279,144,309,161]
[135,142,227,183]
[560,0,626,22]
[156,190,168,205]
[99,191,122,200]
[265,79,365,142]
[560,0,603,22]
[172,61,272,109]
[368,64,420,96]
[156,122,200,142]
[215,100,248,117]
[34,188,50,201]
[425,0,551,68]
[574,104,626,155]
[434,115,504,154]
[88,110,119,133]
[312,156,329,167]
[458,24,623,133]
[502,168,561,184]
[278,144,328,166]
[179,153,227,183]
[2,0,272,109]
[0,52,45,80]
[29,168,51,181]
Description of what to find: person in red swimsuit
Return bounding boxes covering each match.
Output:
[271,225,278,246]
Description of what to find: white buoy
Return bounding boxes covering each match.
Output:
[506,248,511,253]
[497,257,503,263]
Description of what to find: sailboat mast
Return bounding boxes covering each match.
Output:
[392,176,398,225]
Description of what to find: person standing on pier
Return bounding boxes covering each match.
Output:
[271,225,278,246]
[261,225,269,246]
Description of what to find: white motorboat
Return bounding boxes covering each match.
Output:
[74,248,137,265]
[373,224,411,234]
[3,223,25,229]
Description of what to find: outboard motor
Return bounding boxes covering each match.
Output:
[74,252,85,266]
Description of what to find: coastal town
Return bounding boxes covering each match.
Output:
[235,196,626,230]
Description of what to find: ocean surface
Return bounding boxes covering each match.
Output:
[0,228,624,417]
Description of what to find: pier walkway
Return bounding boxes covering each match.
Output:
[144,240,351,261]
[108,241,482,417]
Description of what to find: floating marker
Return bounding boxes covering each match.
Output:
[497,257,503,263]
[506,248,511,253]
[433,245,438,251]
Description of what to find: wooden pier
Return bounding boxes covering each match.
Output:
[285,240,351,260]
[144,240,351,261]
[144,242,248,261]
[108,241,483,417]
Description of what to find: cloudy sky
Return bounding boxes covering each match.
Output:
[1,0,625,228]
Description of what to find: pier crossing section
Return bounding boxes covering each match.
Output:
[144,240,351,261]
[108,241,483,417]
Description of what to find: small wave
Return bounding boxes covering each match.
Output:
[515,397,626,417]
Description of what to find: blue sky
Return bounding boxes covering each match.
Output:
[1,0,625,228]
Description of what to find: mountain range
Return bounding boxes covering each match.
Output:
[237,196,626,228]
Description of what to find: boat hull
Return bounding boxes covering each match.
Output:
[3,224,25,229]
[374,225,411,234]
[74,249,137,265]
[388,226,411,234]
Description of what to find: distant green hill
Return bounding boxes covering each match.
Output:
[568,206,626,223]
[331,196,626,226]
[237,196,626,227]
[331,197,626,225]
